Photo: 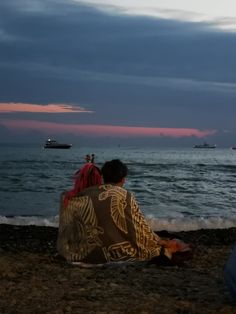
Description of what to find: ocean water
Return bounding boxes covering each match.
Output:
[1,143,236,231]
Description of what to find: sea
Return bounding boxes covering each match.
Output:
[1,143,236,232]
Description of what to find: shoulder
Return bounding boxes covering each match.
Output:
[103,184,129,193]
[99,184,132,197]
[77,184,100,196]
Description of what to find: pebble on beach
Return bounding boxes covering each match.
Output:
[0,224,236,313]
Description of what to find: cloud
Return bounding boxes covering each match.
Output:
[1,0,236,90]
[73,0,236,30]
[0,0,235,146]
[0,119,217,138]
[2,61,236,96]
[0,103,93,113]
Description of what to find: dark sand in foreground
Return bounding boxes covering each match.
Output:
[0,224,236,313]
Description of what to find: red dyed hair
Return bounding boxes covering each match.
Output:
[64,163,102,206]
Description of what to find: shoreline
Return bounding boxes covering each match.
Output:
[0,224,236,313]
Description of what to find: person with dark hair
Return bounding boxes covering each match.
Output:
[57,159,191,265]
[101,159,128,184]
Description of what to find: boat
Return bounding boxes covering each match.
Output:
[193,142,216,149]
[44,139,72,149]
[231,147,236,150]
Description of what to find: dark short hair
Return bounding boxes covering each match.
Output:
[101,159,128,184]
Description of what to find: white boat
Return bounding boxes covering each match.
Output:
[44,139,72,149]
[193,142,216,149]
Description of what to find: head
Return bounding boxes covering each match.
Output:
[85,154,91,163]
[101,159,128,186]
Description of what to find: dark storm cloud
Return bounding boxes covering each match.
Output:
[0,0,236,143]
[1,0,236,83]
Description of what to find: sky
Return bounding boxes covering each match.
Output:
[1,0,236,146]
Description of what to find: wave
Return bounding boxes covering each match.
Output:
[147,216,236,232]
[1,215,236,232]
[0,215,59,227]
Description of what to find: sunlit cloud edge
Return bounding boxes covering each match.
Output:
[73,0,236,31]
[0,119,217,139]
[0,103,93,113]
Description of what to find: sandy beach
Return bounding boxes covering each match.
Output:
[0,224,236,313]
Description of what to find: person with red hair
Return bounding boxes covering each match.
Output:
[63,154,102,206]
[58,159,191,265]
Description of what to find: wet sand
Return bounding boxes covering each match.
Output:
[0,224,236,313]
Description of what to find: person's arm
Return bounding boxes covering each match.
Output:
[159,238,191,253]
[128,193,190,259]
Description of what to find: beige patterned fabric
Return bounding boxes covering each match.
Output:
[57,184,166,264]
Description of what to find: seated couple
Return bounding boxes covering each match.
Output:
[57,159,191,265]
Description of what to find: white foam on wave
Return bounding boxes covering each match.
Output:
[0,215,59,227]
[147,216,236,232]
[1,215,236,232]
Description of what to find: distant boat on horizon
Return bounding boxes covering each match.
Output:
[193,142,216,149]
[43,139,72,149]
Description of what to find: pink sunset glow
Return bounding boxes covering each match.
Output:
[1,119,217,138]
[0,103,93,113]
